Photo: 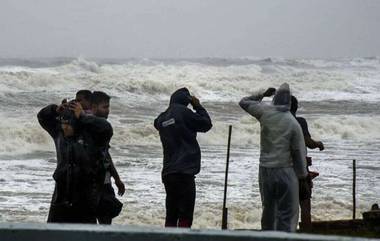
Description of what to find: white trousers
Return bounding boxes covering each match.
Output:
[259,166,299,232]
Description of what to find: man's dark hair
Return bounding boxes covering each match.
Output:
[91,91,111,105]
[76,90,92,101]
[290,95,298,114]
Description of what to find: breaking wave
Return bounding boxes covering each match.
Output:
[0,57,379,102]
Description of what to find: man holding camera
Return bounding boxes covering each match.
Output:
[38,98,113,223]
[154,87,212,228]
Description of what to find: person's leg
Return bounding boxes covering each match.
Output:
[276,168,299,232]
[96,184,116,224]
[299,177,312,231]
[74,204,97,224]
[163,175,179,227]
[299,198,311,230]
[177,175,195,228]
[259,167,277,230]
[47,187,73,223]
[47,204,71,223]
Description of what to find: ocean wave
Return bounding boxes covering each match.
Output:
[0,119,54,156]
[1,114,379,156]
[0,57,379,102]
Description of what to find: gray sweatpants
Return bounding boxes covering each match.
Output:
[259,166,299,232]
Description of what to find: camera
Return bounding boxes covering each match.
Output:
[61,98,77,104]
[58,106,76,125]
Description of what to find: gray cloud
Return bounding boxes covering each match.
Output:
[1,0,379,58]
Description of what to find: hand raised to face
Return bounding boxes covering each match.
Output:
[68,101,83,119]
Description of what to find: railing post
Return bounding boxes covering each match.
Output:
[222,125,232,230]
[352,159,356,220]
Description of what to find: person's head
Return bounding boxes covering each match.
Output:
[290,95,298,115]
[272,83,291,108]
[91,91,111,118]
[371,203,379,210]
[75,90,92,110]
[170,87,191,106]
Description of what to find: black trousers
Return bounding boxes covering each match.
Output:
[163,173,196,228]
[47,185,97,224]
[48,203,97,224]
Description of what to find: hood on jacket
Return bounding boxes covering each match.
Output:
[272,83,291,111]
[170,87,192,106]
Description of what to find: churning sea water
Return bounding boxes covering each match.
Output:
[0,57,379,228]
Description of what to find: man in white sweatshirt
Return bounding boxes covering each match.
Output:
[239,83,308,232]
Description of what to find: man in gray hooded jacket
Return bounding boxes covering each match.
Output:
[154,87,212,228]
[239,83,307,232]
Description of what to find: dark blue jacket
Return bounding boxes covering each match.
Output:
[154,88,212,177]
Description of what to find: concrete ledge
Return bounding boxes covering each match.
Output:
[0,223,377,241]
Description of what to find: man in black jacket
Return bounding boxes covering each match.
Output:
[290,95,324,231]
[154,87,212,228]
[37,99,113,223]
[89,91,125,224]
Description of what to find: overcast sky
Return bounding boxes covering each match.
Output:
[1,0,379,59]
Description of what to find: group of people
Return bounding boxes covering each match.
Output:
[38,90,125,224]
[38,83,323,232]
[239,83,324,232]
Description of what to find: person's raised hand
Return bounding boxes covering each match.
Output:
[317,141,324,151]
[190,96,201,107]
[69,101,83,119]
[56,101,68,114]
[263,87,276,97]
